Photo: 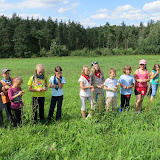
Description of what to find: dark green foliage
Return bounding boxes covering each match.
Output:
[0,13,159,58]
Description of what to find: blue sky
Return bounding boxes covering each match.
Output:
[0,0,160,27]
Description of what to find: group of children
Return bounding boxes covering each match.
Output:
[0,64,66,127]
[79,59,159,118]
[0,59,159,127]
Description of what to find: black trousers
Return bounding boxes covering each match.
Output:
[48,96,63,120]
[32,97,45,122]
[11,108,22,127]
[0,110,3,126]
[120,94,131,109]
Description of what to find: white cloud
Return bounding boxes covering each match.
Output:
[110,5,147,20]
[80,18,96,28]
[58,2,79,13]
[17,0,63,9]
[90,13,108,20]
[63,1,68,4]
[143,1,160,12]
[58,7,70,13]
[98,9,108,13]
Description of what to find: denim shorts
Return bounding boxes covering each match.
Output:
[151,84,158,97]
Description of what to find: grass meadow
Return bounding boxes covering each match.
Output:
[0,55,160,160]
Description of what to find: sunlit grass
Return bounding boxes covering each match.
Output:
[0,55,160,159]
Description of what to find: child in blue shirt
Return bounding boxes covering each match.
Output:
[47,66,66,121]
[150,64,159,101]
[118,65,135,112]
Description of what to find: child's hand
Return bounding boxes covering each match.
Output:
[123,85,127,89]
[43,87,47,91]
[126,86,130,89]
[112,89,116,92]
[97,85,101,88]
[52,85,57,88]
[36,88,43,92]
[18,91,25,96]
[0,92,4,96]
[4,85,9,90]
[91,87,94,92]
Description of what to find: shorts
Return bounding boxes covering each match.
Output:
[80,96,92,111]
[151,84,158,97]
[106,96,117,110]
[135,87,147,96]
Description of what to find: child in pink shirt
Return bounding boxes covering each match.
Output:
[8,77,25,127]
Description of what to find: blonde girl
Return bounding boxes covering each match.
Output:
[133,60,150,113]
[78,66,94,118]
[8,76,25,127]
[90,62,105,109]
[150,64,160,101]
[27,64,47,124]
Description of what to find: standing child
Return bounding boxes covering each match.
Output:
[104,68,118,112]
[133,59,150,113]
[1,67,14,121]
[90,61,105,109]
[0,82,5,127]
[47,66,66,121]
[8,77,25,127]
[150,64,160,101]
[118,65,135,112]
[78,66,94,118]
[27,64,47,124]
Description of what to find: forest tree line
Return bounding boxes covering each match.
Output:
[0,13,160,58]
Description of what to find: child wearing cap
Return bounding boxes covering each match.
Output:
[1,67,14,121]
[133,59,150,113]
[90,61,105,110]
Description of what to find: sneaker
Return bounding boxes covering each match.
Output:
[40,119,47,124]
[86,114,92,120]
[119,108,122,113]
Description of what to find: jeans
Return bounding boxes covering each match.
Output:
[151,84,158,97]
[48,96,63,120]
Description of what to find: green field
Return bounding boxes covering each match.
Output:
[0,55,160,160]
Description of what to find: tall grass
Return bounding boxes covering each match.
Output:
[0,55,160,159]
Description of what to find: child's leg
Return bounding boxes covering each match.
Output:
[112,97,117,112]
[48,96,57,119]
[80,96,87,118]
[16,108,22,125]
[56,96,63,120]
[32,97,38,123]
[4,103,11,121]
[0,110,3,127]
[150,84,158,102]
[125,95,131,110]
[120,94,125,110]
[106,97,112,112]
[38,97,45,120]
[11,109,17,127]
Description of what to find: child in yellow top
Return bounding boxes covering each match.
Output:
[27,64,47,124]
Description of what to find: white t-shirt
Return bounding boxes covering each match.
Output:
[78,76,91,97]
[104,78,118,97]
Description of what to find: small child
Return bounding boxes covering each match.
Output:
[104,68,118,112]
[90,61,105,109]
[8,77,25,127]
[0,82,5,127]
[47,66,66,121]
[150,64,160,101]
[1,67,14,121]
[27,64,47,124]
[78,66,94,118]
[118,65,135,112]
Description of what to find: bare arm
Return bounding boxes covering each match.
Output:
[150,71,159,79]
[80,81,94,90]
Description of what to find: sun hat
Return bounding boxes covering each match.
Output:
[1,67,10,73]
[139,59,146,65]
[91,61,98,67]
